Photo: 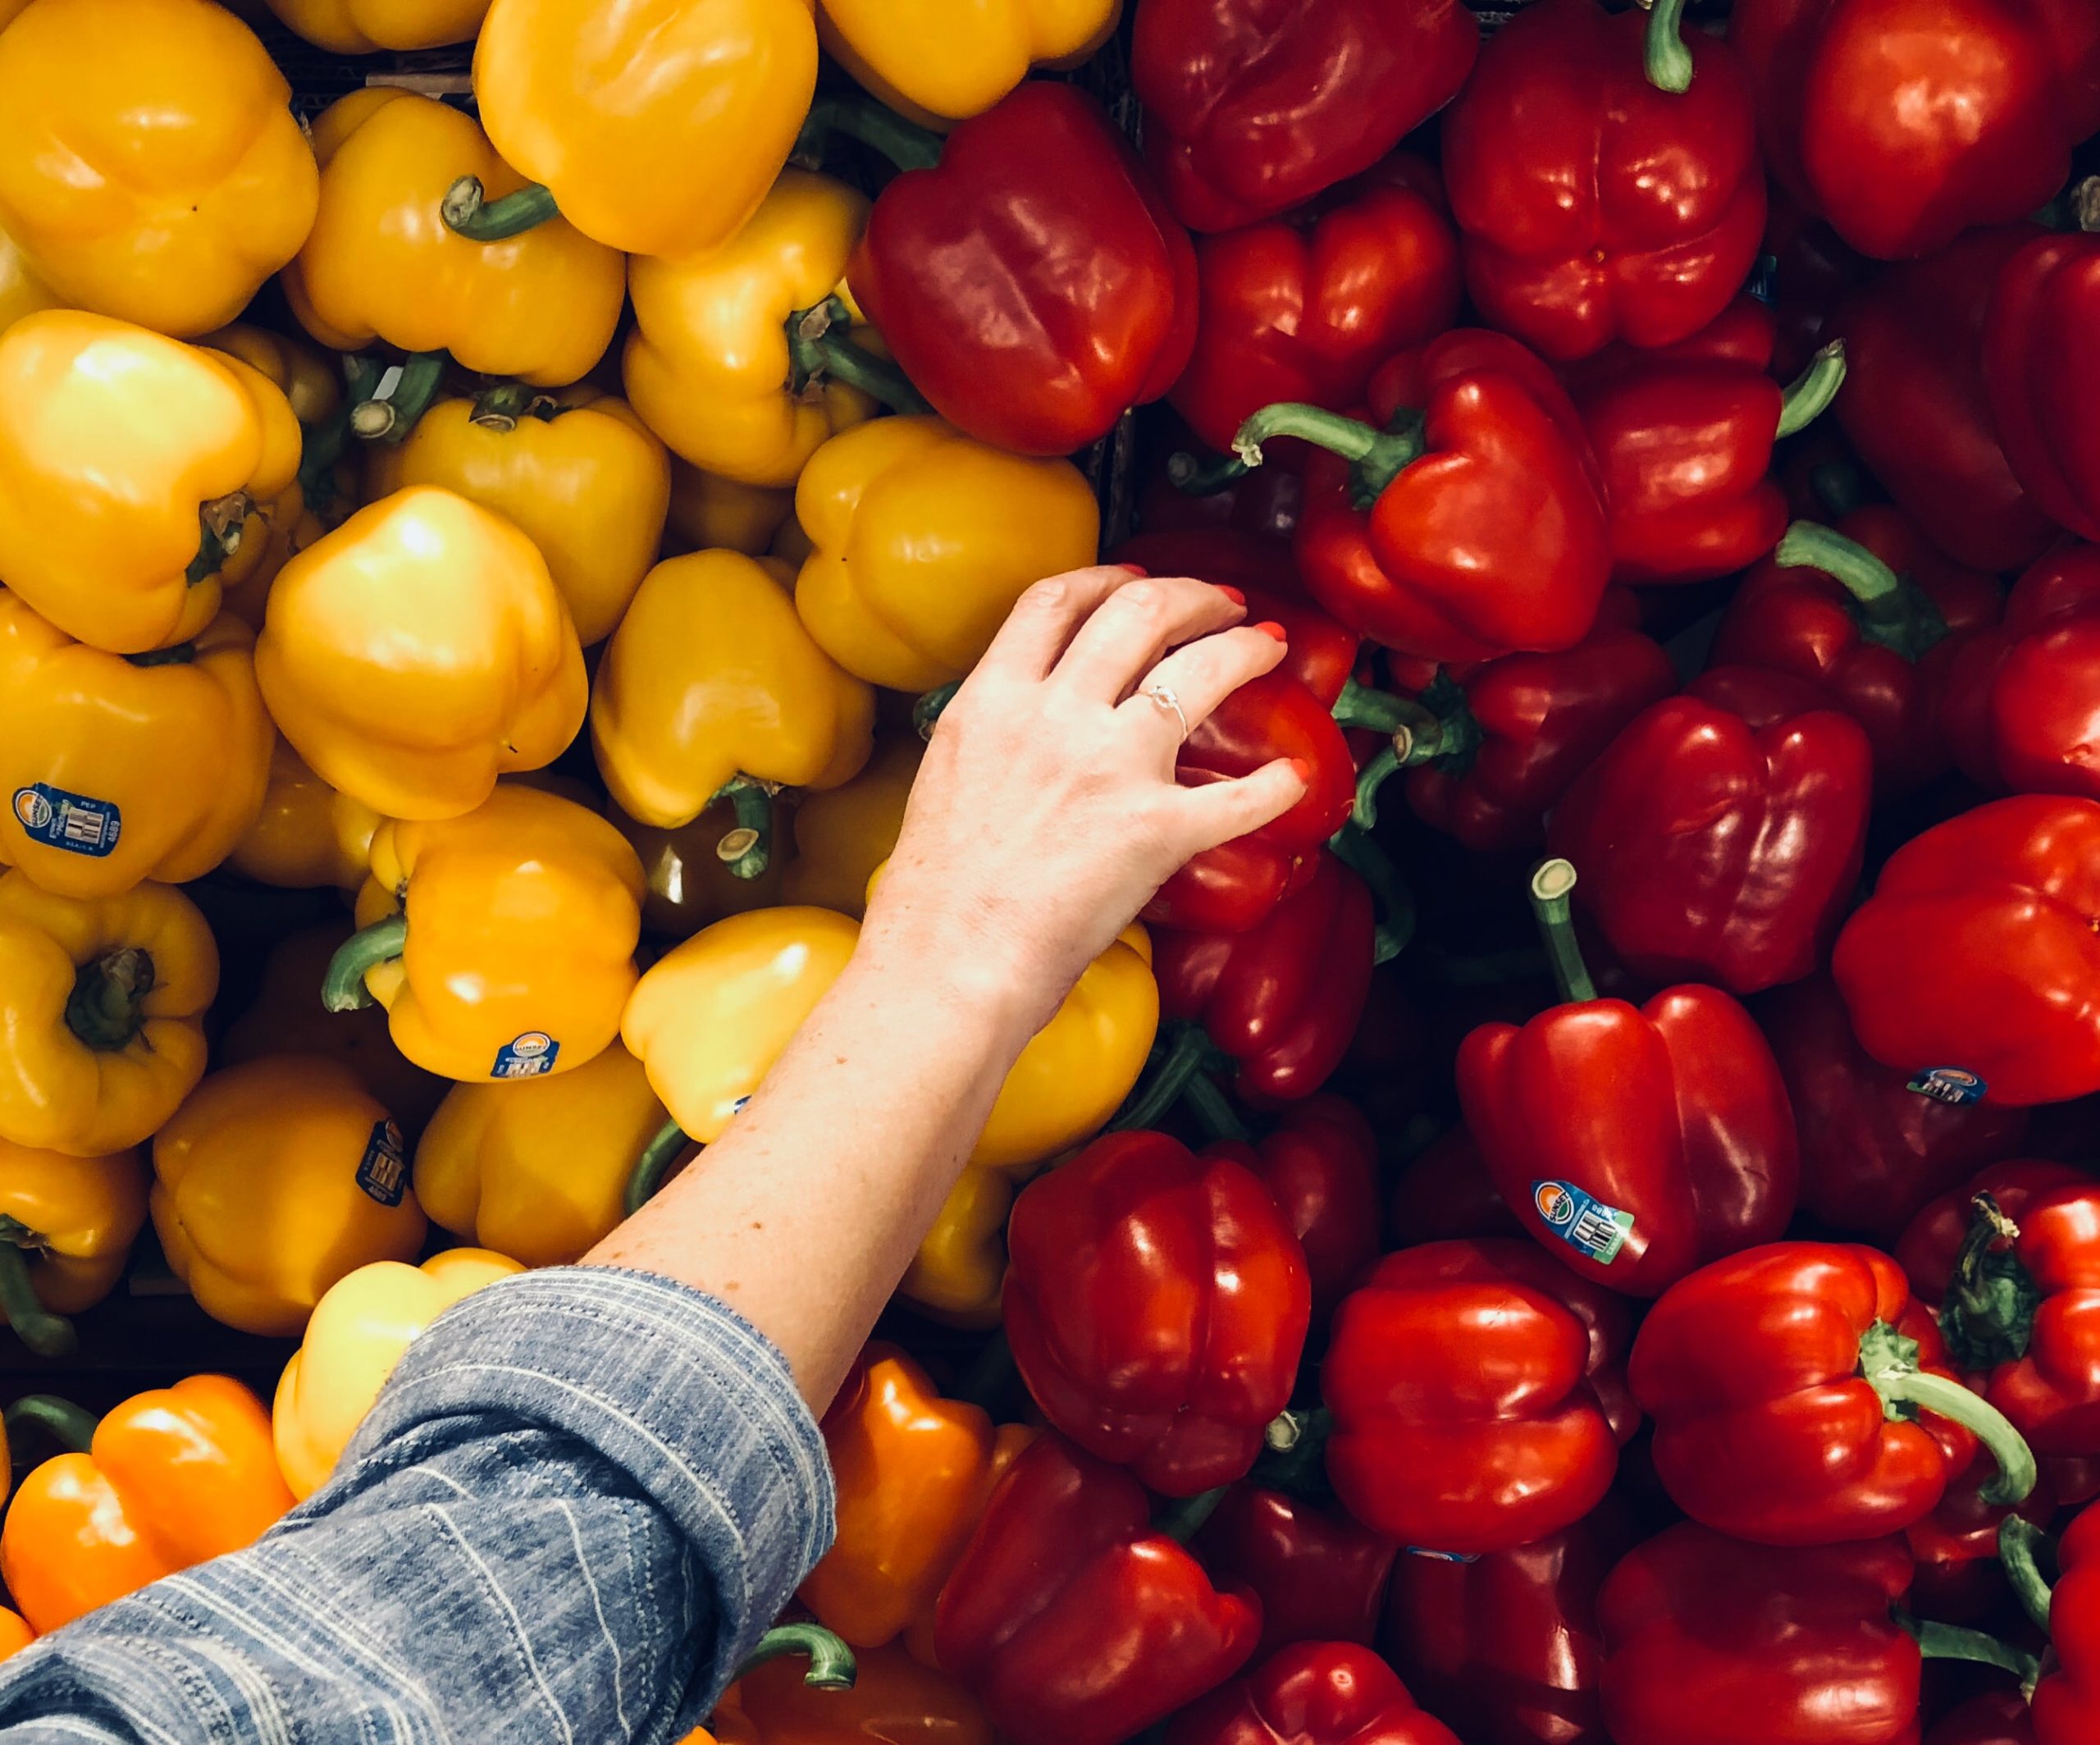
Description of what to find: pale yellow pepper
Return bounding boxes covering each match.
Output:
[818,0,1121,124]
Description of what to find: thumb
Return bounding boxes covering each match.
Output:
[1169,758,1309,857]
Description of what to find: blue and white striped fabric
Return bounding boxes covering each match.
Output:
[0,1268,837,1743]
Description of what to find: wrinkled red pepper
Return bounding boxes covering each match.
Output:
[1322,1237,1629,1555]
[934,1433,1262,1745]
[1710,510,2002,797]
[1942,548,2100,803]
[1628,1241,2034,1545]
[1547,664,1874,995]
[1832,795,2100,1108]
[847,82,1196,457]
[2033,1497,2100,1743]
[1167,1642,1461,1745]
[1004,1130,1312,1496]
[1457,859,1801,1298]
[1131,0,1479,234]
[1832,224,2057,572]
[1439,0,1766,362]
[1987,230,2100,543]
[1201,1094,1381,1315]
[1243,330,1611,664]
[1194,1487,1397,1662]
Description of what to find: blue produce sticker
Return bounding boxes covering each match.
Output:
[1404,1547,1481,1564]
[491,1031,559,1080]
[12,783,120,857]
[1532,1180,1634,1265]
[355,1118,408,1206]
[1746,252,1779,306]
[1908,1067,1987,1106]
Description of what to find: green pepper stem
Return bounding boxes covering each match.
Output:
[1527,860,1597,1004]
[1182,1071,1250,1144]
[1107,1021,1212,1134]
[733,1622,858,1691]
[1331,677,1418,735]
[1354,744,1400,829]
[1167,450,1252,496]
[322,915,407,1014]
[1774,340,1847,438]
[796,95,943,173]
[1896,1610,2040,1696]
[786,307,930,415]
[2000,1514,2055,1633]
[347,352,449,445]
[441,177,559,242]
[0,1239,77,1360]
[1154,1485,1230,1543]
[912,681,961,742]
[1644,0,1695,94]
[186,493,252,586]
[469,383,561,432]
[710,778,775,881]
[65,948,154,1052]
[1329,824,1415,965]
[3,1392,100,1455]
[1865,1348,2037,1508]
[1234,404,1424,498]
[1250,1406,1335,1499]
[623,1117,692,1218]
[125,642,197,669]
[1774,521,1901,607]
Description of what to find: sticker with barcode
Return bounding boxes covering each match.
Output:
[1532,1179,1634,1264]
[12,783,121,857]
[356,1119,408,1206]
[491,1031,559,1079]
[1907,1067,1986,1106]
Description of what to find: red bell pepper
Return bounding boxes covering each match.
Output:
[1200,1095,1381,1317]
[1003,1130,1312,1496]
[1730,0,2100,261]
[1167,1642,1460,1745]
[1764,188,1871,379]
[1240,330,1612,664]
[1387,1125,1522,1245]
[1942,548,2100,803]
[1628,1241,2036,1545]
[1929,1692,2038,1745]
[1710,511,2003,797]
[1753,972,2031,1240]
[1381,1500,1633,1745]
[2032,1498,2100,1744]
[934,1433,1262,1745]
[847,83,1196,458]
[1457,859,1800,1298]
[1832,795,2100,1108]
[1321,1237,1629,1555]
[1143,669,1358,934]
[1130,0,1478,235]
[1906,1441,2061,1623]
[1194,1487,1397,1662]
[1988,230,2100,543]
[1547,664,1874,995]
[1832,224,2057,572]
[1439,0,1766,362]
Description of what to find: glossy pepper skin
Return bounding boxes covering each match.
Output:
[818,0,1116,123]
[0,874,215,1157]
[1988,231,2100,543]
[1204,1096,1381,1317]
[1549,665,1874,995]
[934,1433,1262,1745]
[273,1248,523,1499]
[472,0,815,260]
[1598,1526,1923,1745]
[0,1377,295,1634]
[0,1143,148,1358]
[1942,548,2100,802]
[0,311,302,654]
[801,1342,1033,1656]
[254,486,588,824]
[850,83,1197,458]
[1322,1239,1628,1556]
[794,417,1100,692]
[0,0,317,337]
[1132,0,1477,234]
[341,785,645,1084]
[1169,1642,1460,1745]
[1263,330,1613,664]
[1196,1488,1397,1662]
[1833,796,2100,1108]
[1171,157,1463,455]
[1440,0,1765,362]
[781,736,921,919]
[2034,1499,2100,1743]
[227,738,383,893]
[262,0,486,52]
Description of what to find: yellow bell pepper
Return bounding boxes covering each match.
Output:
[253,486,588,822]
[272,1247,523,1500]
[0,310,304,654]
[623,171,890,489]
[0,1141,149,1358]
[262,0,488,53]
[0,218,61,338]
[591,550,874,877]
[285,89,624,390]
[226,738,382,893]
[0,0,317,338]
[217,925,448,1144]
[468,0,818,260]
[665,462,796,560]
[615,798,789,939]
[413,1041,668,1268]
[0,592,273,899]
[365,386,671,646]
[900,1167,1015,1326]
[781,736,922,918]
[770,513,816,568]
[796,416,1100,691]
[332,784,646,1085]
[151,1054,429,1336]
[817,0,1121,125]
[0,873,216,1157]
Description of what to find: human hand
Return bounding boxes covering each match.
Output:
[861,564,1308,1039]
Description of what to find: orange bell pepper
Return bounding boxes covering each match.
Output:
[694,1638,997,1745]
[0,1610,29,1661]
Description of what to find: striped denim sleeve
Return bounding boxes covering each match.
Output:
[0,1267,836,1744]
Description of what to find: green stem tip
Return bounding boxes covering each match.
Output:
[1860,1322,2037,1508]
[0,1240,77,1361]
[1774,340,1847,439]
[441,177,559,243]
[1527,859,1596,1005]
[1233,404,1424,500]
[732,1622,857,1692]
[3,1391,99,1455]
[787,299,930,414]
[1773,521,1901,606]
[711,778,776,881]
[1896,1609,2040,1697]
[347,352,449,446]
[1167,450,1252,497]
[65,948,154,1053]
[323,914,407,1014]
[1999,1514,2054,1634]
[624,1117,691,1218]
[1643,0,1695,94]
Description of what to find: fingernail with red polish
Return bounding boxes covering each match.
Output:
[1287,758,1312,784]
[1214,584,1246,607]
[1114,563,1148,576]
[1253,620,1288,642]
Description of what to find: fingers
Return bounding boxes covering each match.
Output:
[974,565,1145,681]
[1053,573,1247,703]
[1118,623,1288,762]
[1166,758,1308,857]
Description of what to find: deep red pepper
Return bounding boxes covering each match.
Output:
[1003,1130,1312,1496]
[1929,1691,2038,1745]
[1987,231,2100,543]
[934,1433,1262,1745]
[1906,1442,2060,1624]
[1321,1238,1628,1555]
[1763,188,1871,378]
[1753,972,2031,1240]
[1628,1241,2035,1545]
[1244,331,1611,665]
[1832,795,2100,1108]
[1546,664,1874,995]
[1194,1487,1398,1662]
[1387,1126,1522,1246]
[1167,1642,1461,1745]
[2033,1498,2100,1743]
[1456,859,1800,1299]
[1130,0,1478,235]
[1199,1095,1381,1316]
[1832,224,2057,572]
[1942,548,2100,803]
[1439,0,1766,363]
[847,82,1197,458]
[1561,291,1782,395]
[1710,509,2003,797]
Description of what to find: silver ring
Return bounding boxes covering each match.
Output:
[1141,682,1189,738]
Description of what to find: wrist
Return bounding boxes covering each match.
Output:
[851,898,1062,1056]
